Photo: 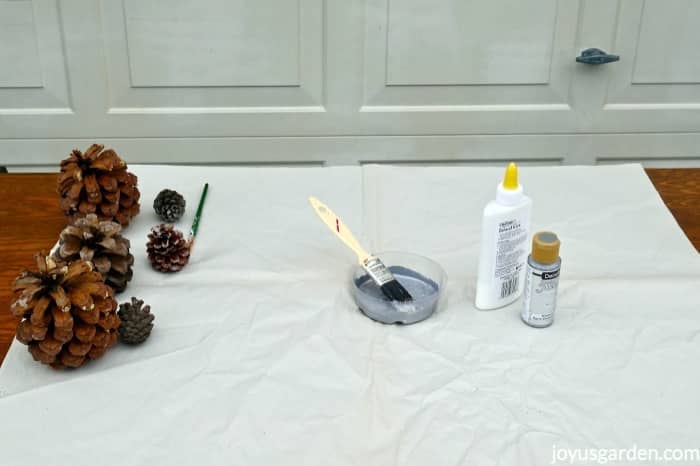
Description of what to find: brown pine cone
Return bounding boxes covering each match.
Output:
[53,213,134,293]
[10,253,120,369]
[146,224,191,273]
[153,189,186,223]
[118,297,154,344]
[57,144,141,227]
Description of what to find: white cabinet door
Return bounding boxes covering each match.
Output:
[599,0,700,133]
[357,0,580,135]
[572,0,700,165]
[1,0,700,167]
[0,1,72,121]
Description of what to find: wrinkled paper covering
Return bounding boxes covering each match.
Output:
[0,164,698,465]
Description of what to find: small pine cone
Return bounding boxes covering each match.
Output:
[57,144,141,227]
[153,189,186,222]
[146,224,191,273]
[10,253,120,370]
[53,213,134,293]
[117,297,154,344]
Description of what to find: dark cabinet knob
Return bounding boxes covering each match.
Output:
[576,48,620,65]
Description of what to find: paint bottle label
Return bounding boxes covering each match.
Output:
[522,264,560,327]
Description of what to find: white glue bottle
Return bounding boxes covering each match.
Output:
[475,162,532,310]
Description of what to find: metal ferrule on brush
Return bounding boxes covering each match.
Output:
[363,257,413,302]
[362,256,396,286]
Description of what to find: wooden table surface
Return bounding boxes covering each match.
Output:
[0,169,698,366]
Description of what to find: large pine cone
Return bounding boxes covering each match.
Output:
[146,224,191,273]
[53,214,134,293]
[10,253,120,369]
[118,297,154,344]
[153,189,186,222]
[57,144,140,227]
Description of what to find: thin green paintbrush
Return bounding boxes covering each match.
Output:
[188,183,209,251]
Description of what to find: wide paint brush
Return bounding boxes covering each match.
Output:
[309,196,412,302]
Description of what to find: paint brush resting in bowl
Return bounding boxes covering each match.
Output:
[309,197,413,303]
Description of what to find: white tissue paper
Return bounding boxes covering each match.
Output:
[0,164,698,466]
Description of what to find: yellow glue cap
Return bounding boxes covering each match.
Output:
[502,162,519,190]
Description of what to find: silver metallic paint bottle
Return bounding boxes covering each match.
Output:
[522,232,561,328]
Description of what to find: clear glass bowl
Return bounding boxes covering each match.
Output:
[349,251,447,324]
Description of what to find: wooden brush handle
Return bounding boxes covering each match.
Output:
[308,197,370,263]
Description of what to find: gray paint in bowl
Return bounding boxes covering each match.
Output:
[351,262,445,324]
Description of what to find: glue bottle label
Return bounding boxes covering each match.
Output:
[494,219,528,299]
[522,264,559,327]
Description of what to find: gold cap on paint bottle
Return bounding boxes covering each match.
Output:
[531,231,560,264]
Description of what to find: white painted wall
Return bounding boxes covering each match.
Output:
[1,0,700,169]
